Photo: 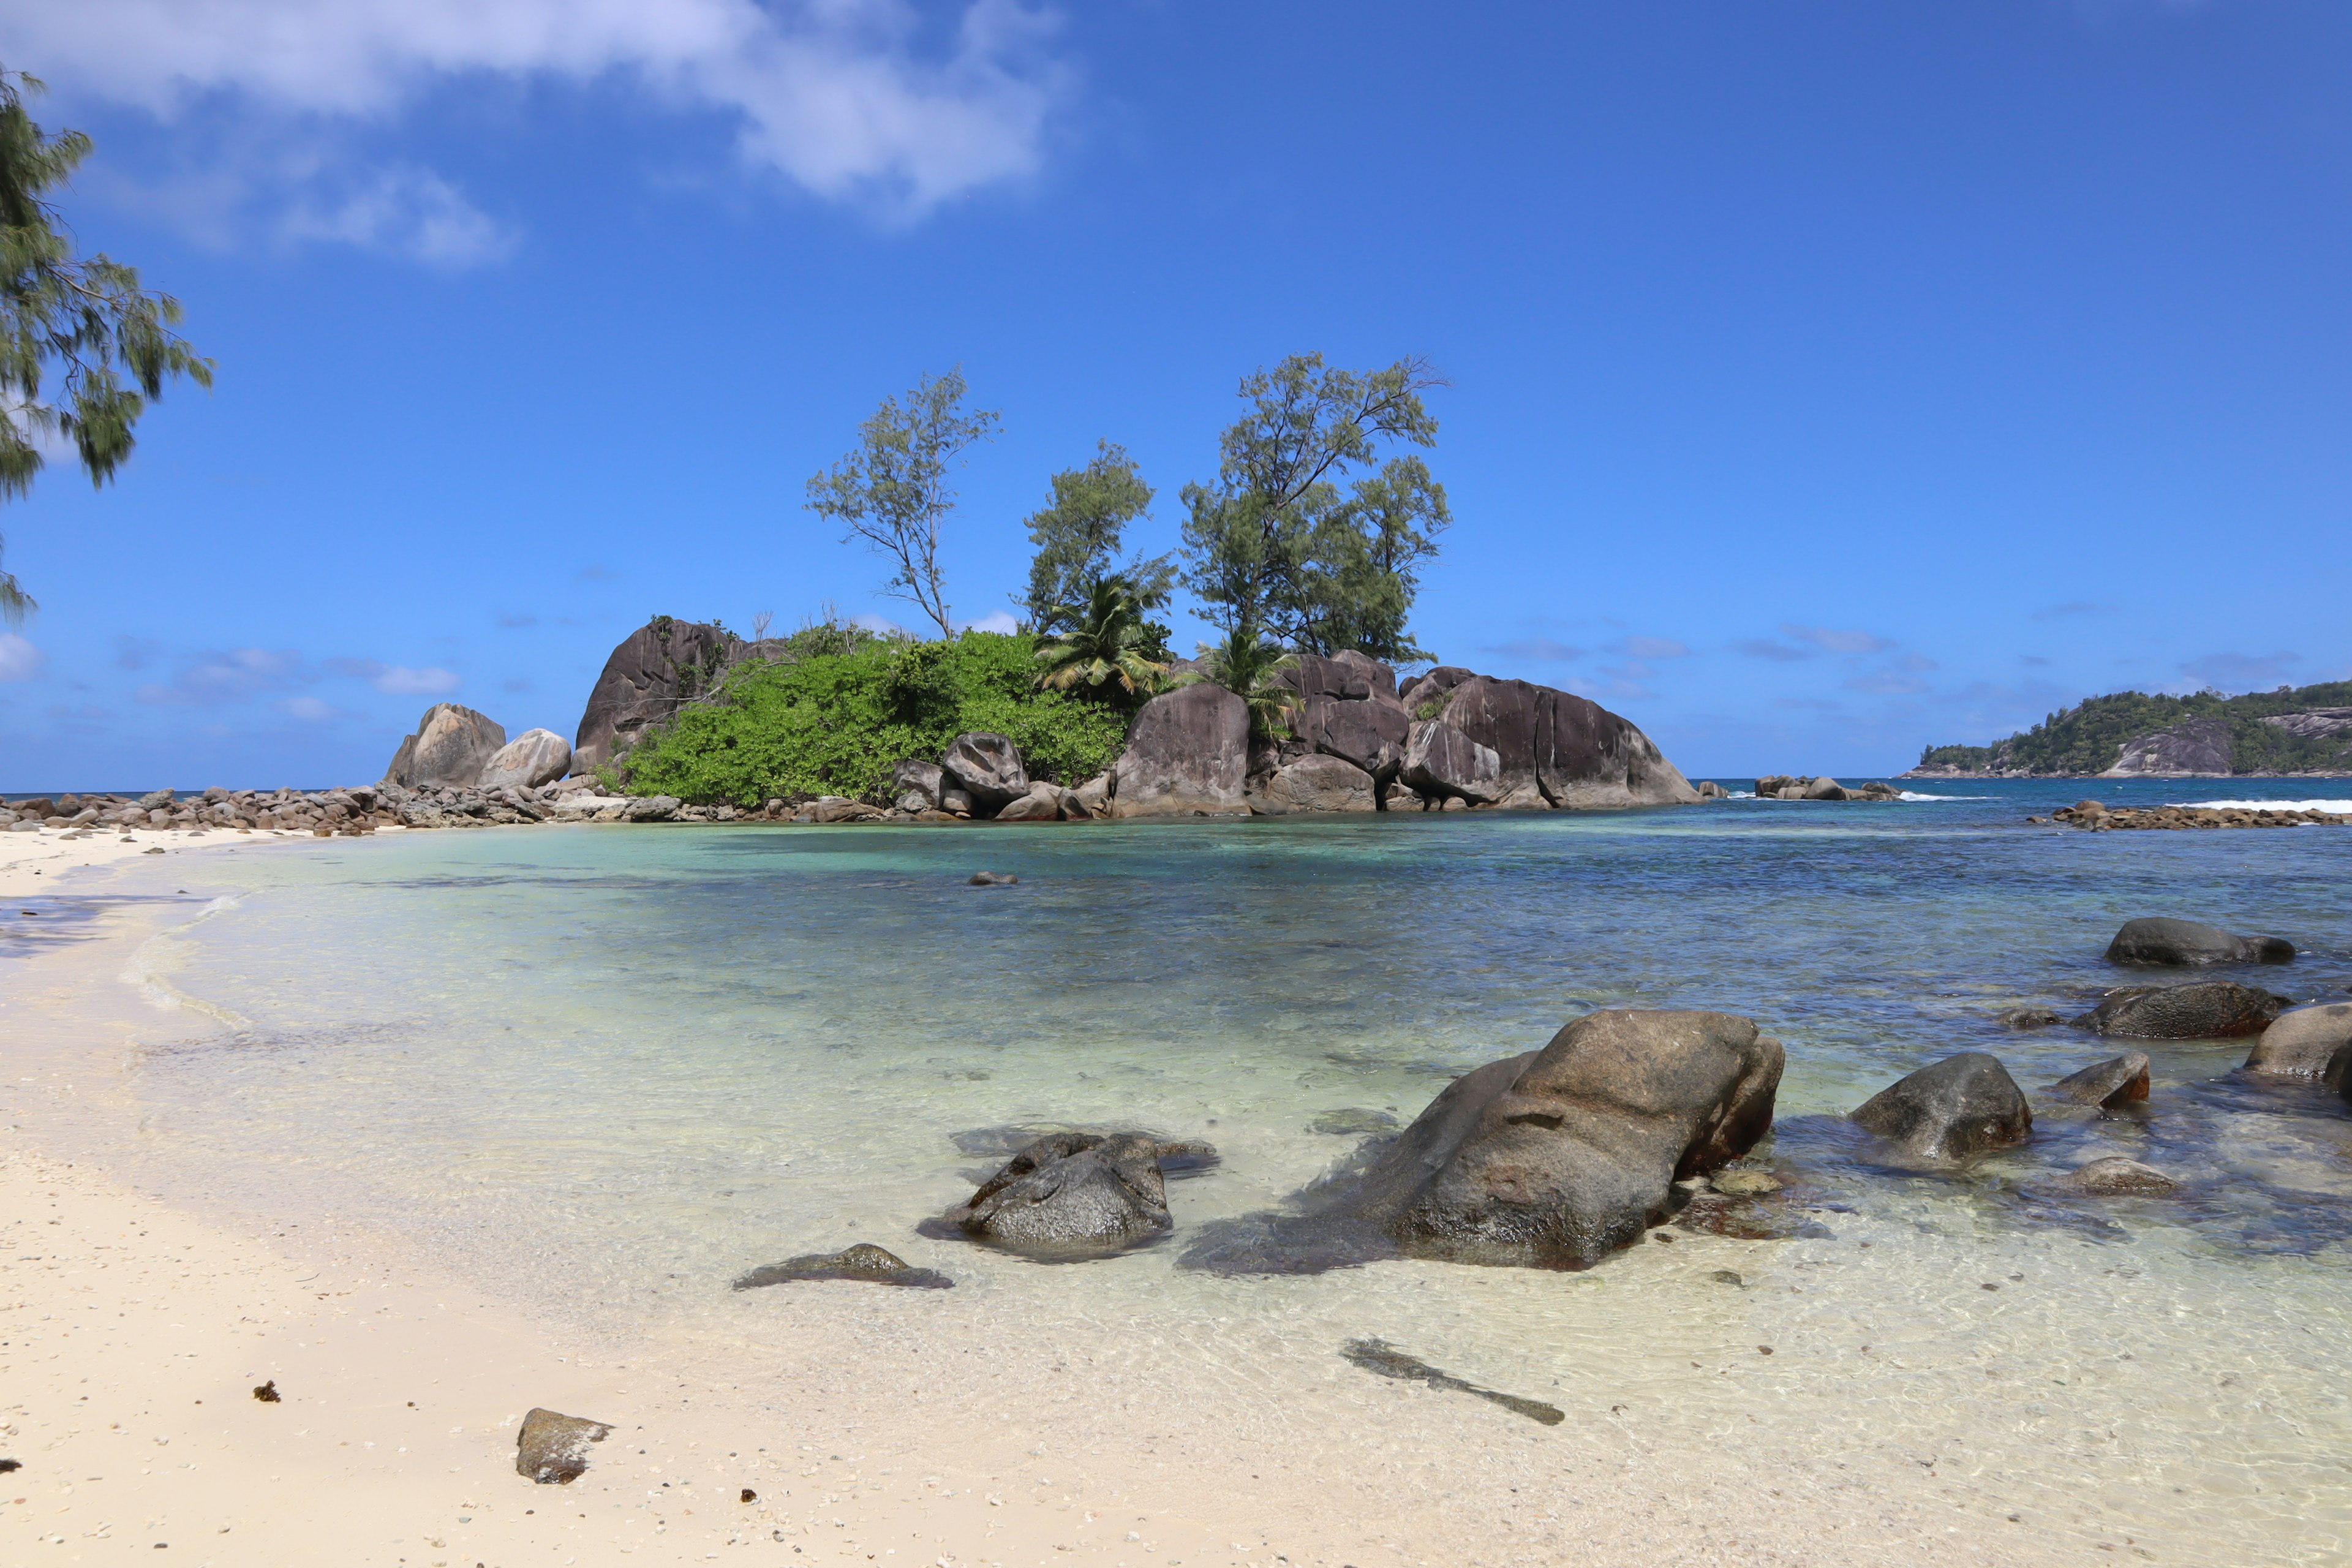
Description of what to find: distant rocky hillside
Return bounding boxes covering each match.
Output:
[1908,683,2352,778]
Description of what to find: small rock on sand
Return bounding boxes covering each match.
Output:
[1711,1170,1781,1197]
[516,1407,612,1484]
[732,1243,952,1290]
[1309,1108,1400,1135]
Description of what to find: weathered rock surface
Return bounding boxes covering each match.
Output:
[1754,775,1902,802]
[1072,771,1113,817]
[1283,652,1412,784]
[516,1408,611,1484]
[2046,1052,2152,1108]
[994,781,1071,822]
[1251,753,1378,814]
[478,728,573,793]
[2075,982,2290,1040]
[891,758,946,813]
[942,733,1028,812]
[2243,1004,2352,1077]
[1850,1053,2032,1159]
[2106,917,2296,967]
[1999,1007,2065,1030]
[2044,1158,2180,1197]
[2051,801,2347,831]
[732,1243,952,1290]
[2103,715,2235,776]
[932,1132,1174,1257]
[573,617,738,774]
[1343,1010,1784,1270]
[383,704,508,789]
[1113,682,1250,817]
[1403,677,1700,810]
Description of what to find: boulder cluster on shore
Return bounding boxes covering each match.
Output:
[2036,799,2350,831]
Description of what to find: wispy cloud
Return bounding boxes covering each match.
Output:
[957,609,1020,635]
[277,695,339,722]
[137,647,302,706]
[279,164,518,268]
[2179,651,2298,691]
[2031,600,2111,621]
[1782,623,1894,655]
[1733,637,1811,662]
[1617,635,1690,660]
[326,657,464,696]
[0,633,47,682]
[1485,636,1585,662]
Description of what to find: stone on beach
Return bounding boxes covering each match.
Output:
[516,1407,612,1484]
[477,728,573,792]
[1850,1052,2031,1160]
[2045,1052,2152,1108]
[891,758,946,813]
[941,732,1029,813]
[933,1132,1174,1257]
[2075,982,2290,1040]
[382,703,508,789]
[1349,1009,1785,1270]
[732,1243,952,1290]
[2241,1003,2352,1077]
[2105,917,2296,967]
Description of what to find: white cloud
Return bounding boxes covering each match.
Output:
[137,646,303,705]
[958,609,1019,635]
[851,611,908,635]
[279,165,517,267]
[279,695,338,721]
[8,0,1067,242]
[374,665,463,695]
[0,633,47,681]
[1782,624,1895,655]
[1619,636,1690,660]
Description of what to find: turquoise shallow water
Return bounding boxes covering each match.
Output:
[15,777,2352,1561]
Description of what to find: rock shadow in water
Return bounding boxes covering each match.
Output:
[1339,1338,1564,1426]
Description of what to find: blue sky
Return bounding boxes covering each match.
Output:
[1,0,2347,789]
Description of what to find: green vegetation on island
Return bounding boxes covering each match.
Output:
[1917,681,2352,776]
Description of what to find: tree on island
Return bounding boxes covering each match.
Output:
[1178,353,1450,663]
[805,368,997,640]
[0,66,213,624]
[1020,440,1175,635]
[1189,623,1300,739]
[1031,576,1169,699]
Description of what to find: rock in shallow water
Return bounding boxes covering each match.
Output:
[2242,1003,2352,1078]
[2046,1052,2152,1109]
[516,1408,611,1484]
[1850,1052,2031,1160]
[2075,982,2290,1040]
[1310,1107,1400,1135]
[2105,917,2296,968]
[2043,1158,2180,1197]
[732,1243,952,1290]
[930,1132,1176,1259]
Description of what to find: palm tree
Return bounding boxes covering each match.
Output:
[1192,624,1300,738]
[1032,578,1169,698]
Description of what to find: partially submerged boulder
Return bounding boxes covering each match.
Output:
[2075,982,2290,1040]
[2106,917,2296,967]
[1850,1053,2032,1160]
[2046,1052,2152,1109]
[383,704,508,789]
[2243,1003,2352,1077]
[1251,753,1378,814]
[516,1408,611,1484]
[1344,1010,1785,1270]
[2043,1158,2179,1197]
[733,1243,951,1290]
[942,733,1028,812]
[477,728,572,793]
[1112,682,1250,818]
[932,1132,1174,1258]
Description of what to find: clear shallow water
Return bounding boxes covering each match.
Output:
[18,777,2352,1561]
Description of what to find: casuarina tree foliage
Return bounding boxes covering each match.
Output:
[805,368,998,640]
[1178,353,1450,662]
[0,66,212,624]
[1021,440,1175,634]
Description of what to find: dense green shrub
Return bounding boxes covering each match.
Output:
[618,631,1133,805]
[1920,680,2352,775]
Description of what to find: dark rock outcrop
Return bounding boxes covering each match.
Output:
[942,733,1028,812]
[2243,1003,2352,1077]
[2000,1007,2065,1030]
[2106,917,2296,967]
[1403,677,1700,810]
[932,1132,1174,1258]
[573,617,738,774]
[2046,1052,2151,1108]
[1850,1053,2032,1159]
[516,1408,611,1484]
[732,1243,951,1290]
[1284,652,1412,785]
[1342,1010,1784,1270]
[1112,682,1250,817]
[382,704,508,789]
[2075,982,2290,1040]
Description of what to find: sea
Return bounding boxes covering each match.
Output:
[6,775,2350,1563]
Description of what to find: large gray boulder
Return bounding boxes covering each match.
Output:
[941,733,1028,812]
[1112,681,1250,817]
[382,703,508,789]
[1346,1010,1784,1270]
[891,758,946,813]
[477,728,572,792]
[934,1132,1172,1258]
[1403,676,1699,810]
[2243,1004,2352,1077]
[1251,753,1378,814]
[2075,982,2290,1040]
[1850,1053,2032,1160]
[2106,917,2295,967]
[572,617,739,774]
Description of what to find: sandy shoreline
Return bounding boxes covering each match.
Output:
[3,842,2100,1567]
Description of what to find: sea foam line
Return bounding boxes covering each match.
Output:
[2182,798,2352,814]
[121,894,255,1030]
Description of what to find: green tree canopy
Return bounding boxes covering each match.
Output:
[1020,440,1173,633]
[1178,353,1450,662]
[0,67,212,624]
[805,368,997,640]
[1031,576,1169,699]
[1189,624,1300,739]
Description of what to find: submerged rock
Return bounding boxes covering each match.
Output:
[2044,1158,2180,1197]
[931,1132,1174,1259]
[967,870,1019,886]
[2076,982,2290,1040]
[733,1243,951,1291]
[1310,1107,1400,1135]
[1999,1007,2065,1030]
[2242,1003,2352,1078]
[2106,917,2296,968]
[1850,1052,2032,1160]
[1339,1338,1563,1426]
[516,1408,612,1484]
[1351,1009,1783,1270]
[2046,1052,2152,1109]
